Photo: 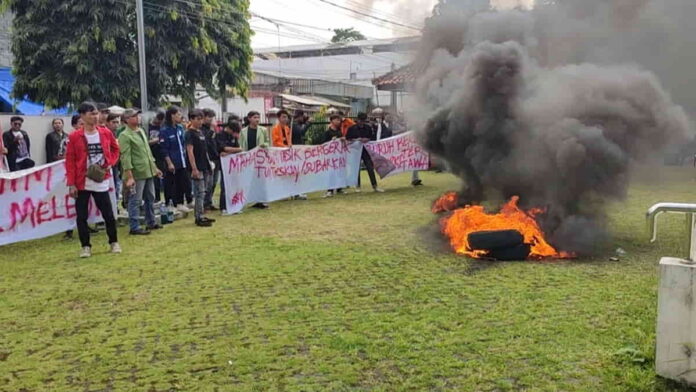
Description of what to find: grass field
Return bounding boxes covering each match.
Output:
[2,168,696,391]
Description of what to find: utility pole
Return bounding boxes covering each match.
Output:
[136,0,148,114]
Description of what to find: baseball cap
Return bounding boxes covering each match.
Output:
[122,108,142,120]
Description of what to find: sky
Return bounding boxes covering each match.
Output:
[249,0,534,49]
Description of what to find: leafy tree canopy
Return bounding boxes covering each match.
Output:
[6,0,253,109]
[331,28,366,44]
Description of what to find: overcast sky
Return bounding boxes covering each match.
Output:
[249,0,533,49]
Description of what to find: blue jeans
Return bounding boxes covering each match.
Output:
[127,177,156,231]
[113,166,122,200]
[205,168,219,207]
[192,175,207,221]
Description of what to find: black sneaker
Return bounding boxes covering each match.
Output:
[88,226,100,233]
[195,220,213,227]
[201,217,216,223]
[253,203,269,209]
[62,231,73,240]
[129,228,151,235]
[206,205,219,211]
[411,179,423,186]
[146,224,163,230]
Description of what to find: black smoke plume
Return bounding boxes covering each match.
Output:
[411,0,693,255]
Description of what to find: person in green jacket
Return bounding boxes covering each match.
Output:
[239,111,270,209]
[239,111,270,152]
[118,109,163,235]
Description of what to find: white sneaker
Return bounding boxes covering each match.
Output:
[79,246,92,258]
[177,205,191,213]
[373,188,385,193]
[323,191,334,198]
[187,202,195,209]
[297,194,308,200]
[110,243,122,254]
[354,187,362,193]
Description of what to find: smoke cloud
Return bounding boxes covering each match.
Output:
[411,0,694,255]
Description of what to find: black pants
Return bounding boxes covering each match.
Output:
[357,148,378,188]
[220,179,227,211]
[76,190,117,248]
[164,168,191,206]
[11,159,35,171]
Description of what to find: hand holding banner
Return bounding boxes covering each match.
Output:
[364,132,430,179]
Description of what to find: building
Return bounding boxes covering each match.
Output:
[249,37,419,116]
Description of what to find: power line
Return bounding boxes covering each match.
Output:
[314,0,422,31]
[250,15,333,33]
[138,1,330,45]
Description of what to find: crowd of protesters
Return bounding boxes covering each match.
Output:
[0,102,422,258]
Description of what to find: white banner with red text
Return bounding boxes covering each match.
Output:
[364,132,430,178]
[0,161,116,246]
[220,139,363,215]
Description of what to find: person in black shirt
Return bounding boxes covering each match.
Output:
[185,109,215,227]
[346,112,383,193]
[216,117,243,212]
[292,110,310,145]
[3,116,33,171]
[202,108,221,210]
[45,118,68,163]
[323,114,345,198]
[148,110,166,202]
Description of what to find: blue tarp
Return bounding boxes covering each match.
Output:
[0,68,69,115]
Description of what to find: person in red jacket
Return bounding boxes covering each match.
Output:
[65,102,121,258]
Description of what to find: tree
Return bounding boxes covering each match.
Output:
[9,0,139,108]
[7,0,253,109]
[331,28,366,44]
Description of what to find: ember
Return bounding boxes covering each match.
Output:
[431,192,458,213]
[434,195,574,260]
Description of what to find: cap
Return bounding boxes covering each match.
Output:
[122,108,142,120]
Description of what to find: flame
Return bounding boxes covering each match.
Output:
[432,192,459,213]
[436,195,573,260]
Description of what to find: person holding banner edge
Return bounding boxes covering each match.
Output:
[217,117,243,213]
[239,111,271,209]
[65,102,121,258]
[322,114,346,198]
[346,112,384,193]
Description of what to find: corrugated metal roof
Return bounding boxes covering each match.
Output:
[280,93,350,108]
[253,36,420,55]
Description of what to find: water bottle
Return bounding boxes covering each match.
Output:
[160,202,169,225]
[166,200,175,224]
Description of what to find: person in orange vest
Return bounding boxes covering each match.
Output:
[271,109,307,200]
[271,109,292,147]
[339,110,355,137]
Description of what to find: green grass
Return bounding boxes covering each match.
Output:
[2,168,696,391]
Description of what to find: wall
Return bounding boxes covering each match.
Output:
[2,115,74,166]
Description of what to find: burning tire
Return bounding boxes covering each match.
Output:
[468,230,524,251]
[467,230,531,261]
[487,244,531,261]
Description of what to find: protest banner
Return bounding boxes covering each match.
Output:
[364,132,430,178]
[0,161,116,246]
[220,139,363,215]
